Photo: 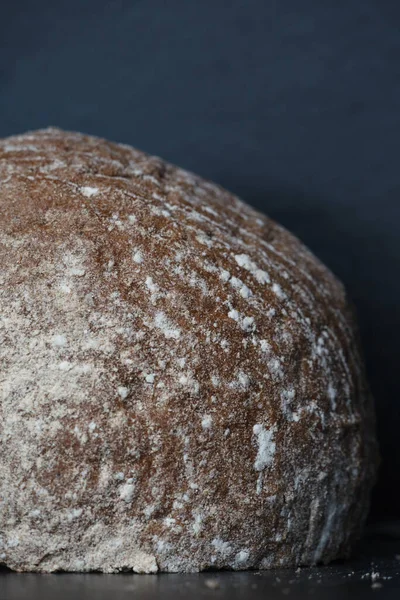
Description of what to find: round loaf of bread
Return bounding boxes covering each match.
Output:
[0,128,377,573]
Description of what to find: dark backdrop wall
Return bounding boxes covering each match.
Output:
[1,0,399,519]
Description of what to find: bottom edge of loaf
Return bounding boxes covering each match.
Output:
[0,548,352,574]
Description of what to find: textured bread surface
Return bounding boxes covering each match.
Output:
[0,128,377,573]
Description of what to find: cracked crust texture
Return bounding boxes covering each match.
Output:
[0,128,378,573]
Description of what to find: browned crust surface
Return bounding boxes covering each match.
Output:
[0,128,378,572]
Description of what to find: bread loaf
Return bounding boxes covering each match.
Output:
[0,128,378,572]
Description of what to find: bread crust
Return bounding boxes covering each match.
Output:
[0,128,378,572]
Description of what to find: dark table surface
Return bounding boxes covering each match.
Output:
[1,535,400,599]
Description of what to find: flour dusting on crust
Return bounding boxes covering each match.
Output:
[0,128,378,573]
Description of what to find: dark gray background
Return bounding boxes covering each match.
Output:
[1,0,399,519]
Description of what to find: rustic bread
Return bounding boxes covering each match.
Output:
[0,128,378,573]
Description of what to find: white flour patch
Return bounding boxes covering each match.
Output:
[327,384,337,411]
[219,269,231,282]
[229,276,252,299]
[51,334,67,347]
[154,312,181,340]
[234,254,270,284]
[58,360,72,371]
[67,508,83,521]
[272,283,286,300]
[259,339,271,353]
[119,483,136,503]
[211,538,232,557]
[253,423,276,471]
[268,358,284,380]
[132,250,143,264]
[145,277,158,294]
[228,309,239,321]
[235,550,249,564]
[201,415,213,430]
[81,186,99,198]
[228,310,256,332]
[229,370,250,390]
[196,232,213,247]
[192,513,203,534]
[178,372,200,394]
[117,386,129,399]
